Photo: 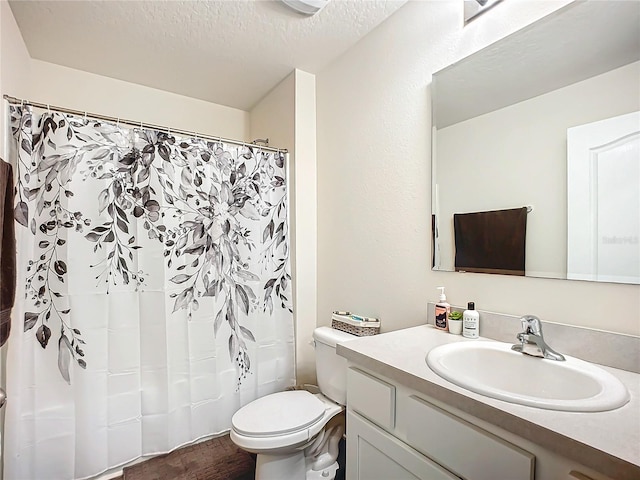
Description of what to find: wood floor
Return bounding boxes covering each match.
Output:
[115,435,256,480]
[113,434,347,480]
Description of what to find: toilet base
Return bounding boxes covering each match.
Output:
[254,452,339,480]
[306,461,339,480]
[255,451,306,479]
[252,421,343,480]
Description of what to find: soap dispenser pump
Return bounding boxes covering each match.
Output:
[434,287,450,331]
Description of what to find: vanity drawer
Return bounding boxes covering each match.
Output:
[347,367,395,430]
[400,395,534,480]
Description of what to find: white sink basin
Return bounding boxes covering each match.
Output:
[426,341,630,412]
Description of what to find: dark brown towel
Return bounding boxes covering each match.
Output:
[0,160,16,346]
[454,207,527,276]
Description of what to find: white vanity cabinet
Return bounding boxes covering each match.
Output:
[345,365,619,480]
[338,325,637,480]
[346,367,534,480]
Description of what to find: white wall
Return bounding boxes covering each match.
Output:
[250,69,318,385]
[0,2,31,476]
[292,70,317,385]
[1,0,31,157]
[29,60,250,140]
[316,0,640,336]
[436,61,640,278]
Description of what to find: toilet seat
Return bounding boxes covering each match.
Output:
[232,390,326,437]
[230,390,343,453]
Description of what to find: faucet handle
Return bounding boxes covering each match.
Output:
[520,315,542,336]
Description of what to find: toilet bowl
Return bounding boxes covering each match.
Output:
[230,326,355,480]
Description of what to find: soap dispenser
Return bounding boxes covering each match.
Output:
[434,287,450,331]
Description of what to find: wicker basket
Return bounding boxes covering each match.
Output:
[331,313,380,337]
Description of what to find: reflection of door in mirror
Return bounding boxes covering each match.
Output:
[567,111,640,284]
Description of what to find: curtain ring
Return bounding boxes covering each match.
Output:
[116,118,120,128]
[47,104,51,113]
[84,111,88,122]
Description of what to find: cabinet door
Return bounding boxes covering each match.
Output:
[399,395,534,480]
[346,411,461,480]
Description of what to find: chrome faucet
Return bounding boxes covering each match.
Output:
[511,315,565,361]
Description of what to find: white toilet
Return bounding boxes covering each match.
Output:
[230,326,355,480]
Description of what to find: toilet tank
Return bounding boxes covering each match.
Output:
[313,326,356,405]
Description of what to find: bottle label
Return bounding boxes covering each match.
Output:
[463,316,478,338]
[435,305,449,329]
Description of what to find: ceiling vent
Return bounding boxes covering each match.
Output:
[281,0,330,15]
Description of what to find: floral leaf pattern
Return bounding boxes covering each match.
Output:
[10,105,292,386]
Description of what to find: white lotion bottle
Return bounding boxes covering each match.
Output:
[462,302,479,338]
[434,287,450,331]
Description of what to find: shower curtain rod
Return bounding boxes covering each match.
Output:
[3,94,288,154]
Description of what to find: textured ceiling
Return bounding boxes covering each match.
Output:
[9,0,407,111]
[435,1,640,127]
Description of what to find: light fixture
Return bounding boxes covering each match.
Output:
[464,0,503,24]
[281,0,330,16]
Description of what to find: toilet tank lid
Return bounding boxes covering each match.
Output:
[313,326,356,347]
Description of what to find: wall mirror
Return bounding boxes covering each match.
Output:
[431,0,640,284]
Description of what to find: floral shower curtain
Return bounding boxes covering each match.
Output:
[4,105,295,480]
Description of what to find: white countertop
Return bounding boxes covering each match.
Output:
[336,324,640,480]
